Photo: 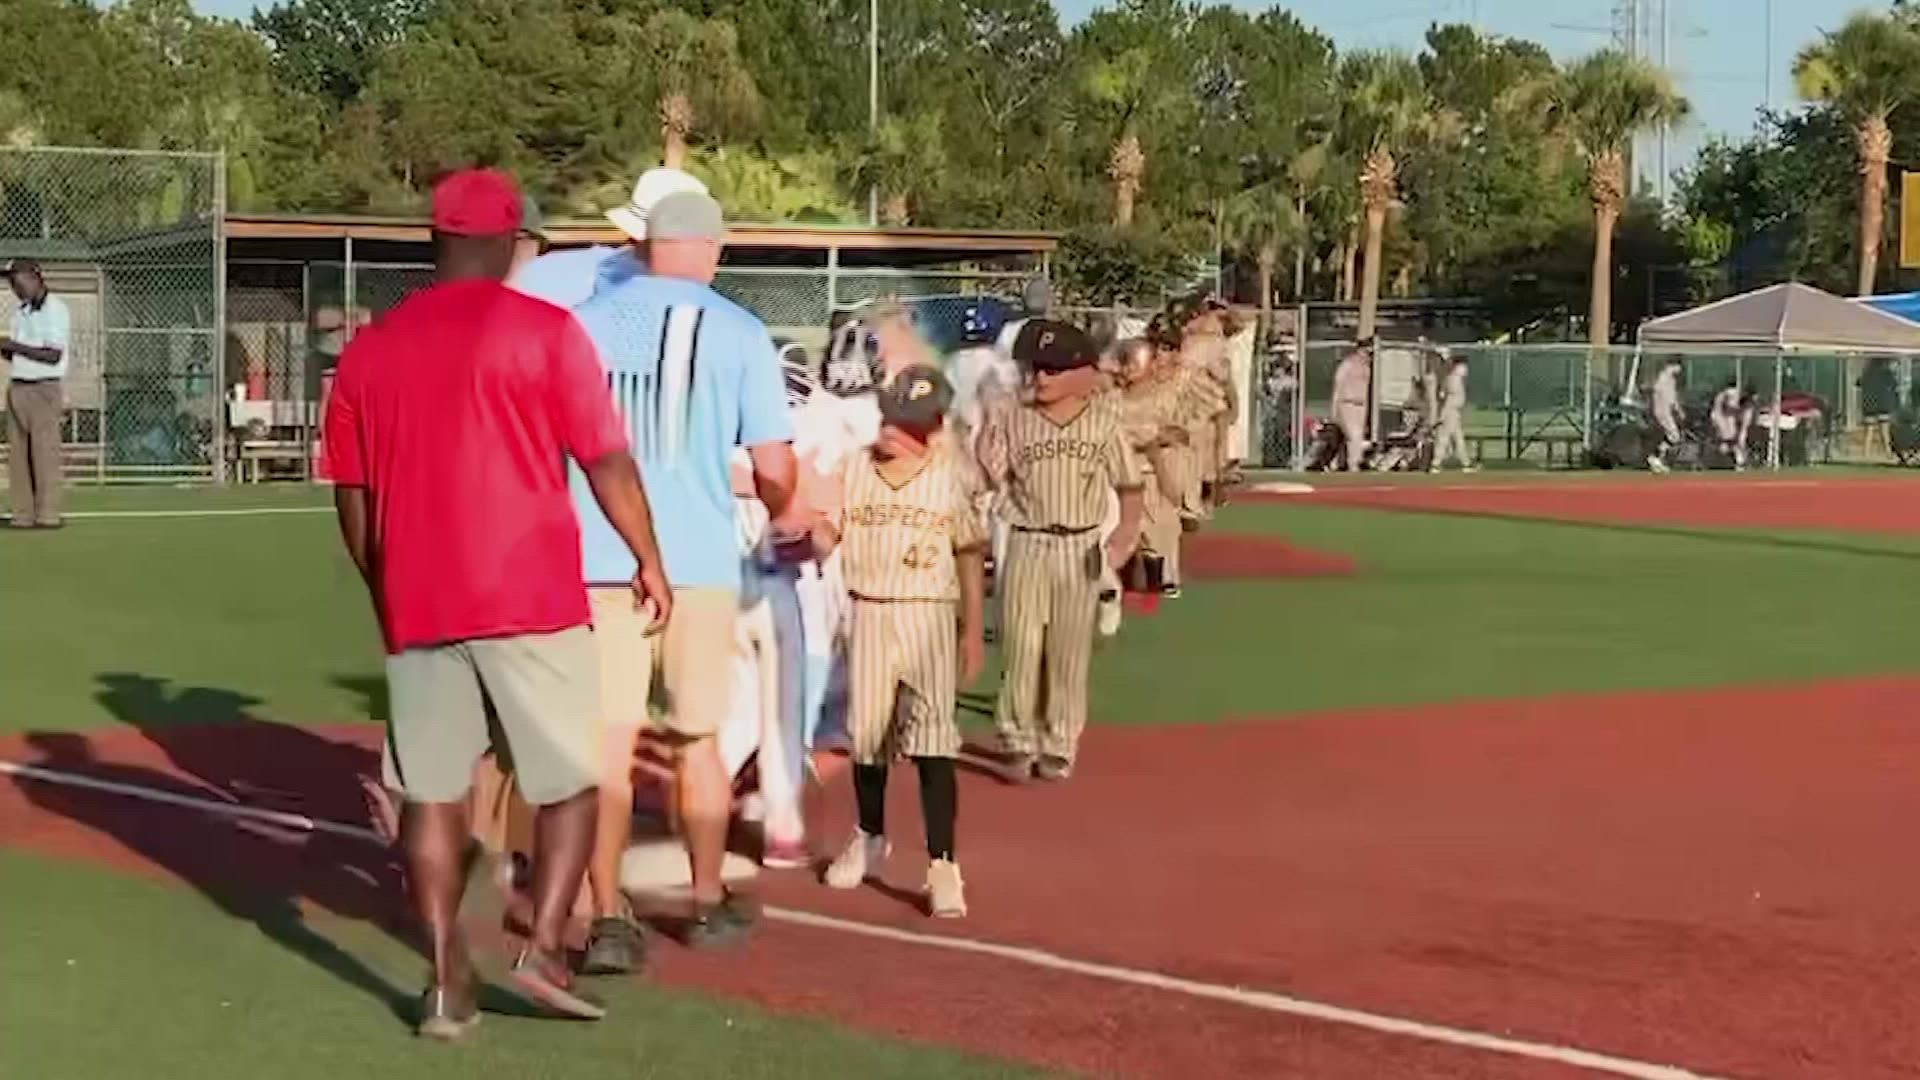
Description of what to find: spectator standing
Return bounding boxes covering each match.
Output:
[3,260,71,529]
[569,188,798,971]
[1332,343,1372,472]
[324,170,672,1034]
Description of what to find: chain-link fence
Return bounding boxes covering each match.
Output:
[0,147,223,482]
[1249,335,1920,472]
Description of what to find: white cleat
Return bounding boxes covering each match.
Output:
[926,858,967,918]
[823,831,890,890]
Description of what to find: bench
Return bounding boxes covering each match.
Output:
[1466,432,1586,467]
[0,441,106,481]
[237,439,313,483]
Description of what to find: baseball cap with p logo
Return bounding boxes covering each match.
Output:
[876,363,953,432]
[1013,319,1097,374]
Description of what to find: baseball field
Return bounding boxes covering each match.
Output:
[9,470,1920,1078]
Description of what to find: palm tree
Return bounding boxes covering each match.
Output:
[1794,14,1920,296]
[636,10,763,170]
[1334,52,1427,340]
[1286,140,1329,300]
[1222,183,1303,339]
[852,112,948,227]
[1084,47,1169,228]
[1543,51,1689,350]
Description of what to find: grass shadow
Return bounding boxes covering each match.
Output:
[11,673,421,1027]
[331,674,390,723]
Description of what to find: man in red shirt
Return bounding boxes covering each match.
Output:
[325,169,671,1037]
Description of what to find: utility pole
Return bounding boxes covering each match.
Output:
[1763,0,1774,111]
[1658,0,1670,207]
[868,0,879,227]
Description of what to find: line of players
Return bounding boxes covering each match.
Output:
[714,293,1243,918]
[353,282,1252,930]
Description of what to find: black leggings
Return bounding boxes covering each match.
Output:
[853,757,957,861]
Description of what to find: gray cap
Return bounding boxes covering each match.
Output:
[1022,277,1053,315]
[647,190,725,241]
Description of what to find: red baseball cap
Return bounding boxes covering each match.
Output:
[431,169,522,236]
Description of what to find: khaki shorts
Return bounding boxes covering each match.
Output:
[590,585,735,740]
[382,626,600,808]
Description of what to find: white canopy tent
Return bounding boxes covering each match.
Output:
[1634,282,1920,467]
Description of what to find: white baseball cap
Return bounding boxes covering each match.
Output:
[606,168,710,242]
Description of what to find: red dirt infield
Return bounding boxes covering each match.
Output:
[10,677,1920,1077]
[1281,474,1920,536]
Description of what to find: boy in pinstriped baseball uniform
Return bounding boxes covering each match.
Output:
[811,364,987,917]
[979,321,1144,783]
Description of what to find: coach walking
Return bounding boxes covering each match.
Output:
[569,187,798,970]
[4,260,71,529]
[325,169,672,1037]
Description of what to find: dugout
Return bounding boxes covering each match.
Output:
[220,213,1056,481]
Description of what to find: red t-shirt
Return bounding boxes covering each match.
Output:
[323,279,627,654]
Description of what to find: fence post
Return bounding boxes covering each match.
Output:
[825,246,839,315]
[1582,350,1594,454]
[1769,350,1783,469]
[343,235,356,344]
[1293,302,1309,469]
[212,151,229,486]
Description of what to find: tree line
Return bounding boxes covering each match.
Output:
[2,0,1918,341]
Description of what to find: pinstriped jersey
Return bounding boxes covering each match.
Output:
[979,393,1141,531]
[837,446,987,602]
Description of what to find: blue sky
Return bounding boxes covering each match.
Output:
[188,0,1874,157]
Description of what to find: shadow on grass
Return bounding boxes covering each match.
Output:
[331,674,390,723]
[12,674,418,1026]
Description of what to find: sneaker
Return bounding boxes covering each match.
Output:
[1034,756,1073,783]
[761,833,810,871]
[684,891,757,950]
[510,946,607,1020]
[823,831,889,889]
[1001,753,1035,784]
[415,985,480,1041]
[580,916,644,977]
[1648,458,1670,474]
[1462,464,1480,474]
[926,859,967,919]
[1161,583,1182,600]
[1096,587,1122,638]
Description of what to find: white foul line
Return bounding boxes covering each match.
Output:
[64,506,334,520]
[0,759,1723,1080]
[0,760,379,842]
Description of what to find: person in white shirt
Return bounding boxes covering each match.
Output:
[1710,379,1747,470]
[1430,352,1476,473]
[1331,343,1372,472]
[4,260,72,528]
[1649,358,1684,474]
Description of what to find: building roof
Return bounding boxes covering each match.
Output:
[223,212,1057,256]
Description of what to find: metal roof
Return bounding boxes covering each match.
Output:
[223,212,1058,255]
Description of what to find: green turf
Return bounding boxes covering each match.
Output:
[1081,501,1920,721]
[12,485,1920,733]
[0,850,1036,1080]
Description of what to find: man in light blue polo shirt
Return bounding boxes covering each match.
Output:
[3,260,71,528]
[568,189,797,964]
